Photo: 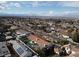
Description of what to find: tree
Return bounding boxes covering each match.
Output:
[36,47,45,57]
[72,30,79,43]
[19,36,30,44]
[56,39,69,46]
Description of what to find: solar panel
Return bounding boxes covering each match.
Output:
[17,47,24,55]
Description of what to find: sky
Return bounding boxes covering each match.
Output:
[0,1,79,16]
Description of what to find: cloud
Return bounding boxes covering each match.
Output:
[59,1,79,7]
[45,11,54,16]
[0,1,7,10]
[0,1,7,4]
[10,2,21,7]
[0,1,21,10]
[31,1,39,7]
[14,3,21,7]
[36,11,54,16]
[51,10,79,17]
[0,5,5,10]
[38,10,79,16]
[63,11,74,14]
[9,2,21,8]
[0,1,79,17]
[30,1,52,8]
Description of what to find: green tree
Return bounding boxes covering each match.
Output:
[72,31,79,43]
[56,39,69,46]
[19,36,30,44]
[36,48,45,57]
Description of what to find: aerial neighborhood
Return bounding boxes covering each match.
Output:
[0,16,79,57]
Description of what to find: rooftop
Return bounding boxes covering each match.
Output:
[0,42,11,57]
[8,40,38,57]
[16,29,30,35]
[28,34,50,47]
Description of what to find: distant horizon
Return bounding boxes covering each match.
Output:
[0,14,79,19]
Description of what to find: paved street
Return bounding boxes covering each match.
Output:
[69,46,79,57]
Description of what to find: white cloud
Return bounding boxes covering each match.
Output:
[9,2,21,8]
[0,1,7,4]
[63,11,78,14]
[30,1,52,8]
[0,1,7,10]
[0,1,22,14]
[0,5,5,10]
[31,1,39,7]
[53,11,79,17]
[37,11,54,16]
[59,1,79,7]
[38,10,79,16]
[0,2,21,10]
[14,3,21,7]
[63,11,74,14]
[48,11,53,15]
[44,11,54,16]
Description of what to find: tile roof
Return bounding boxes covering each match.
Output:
[28,34,50,47]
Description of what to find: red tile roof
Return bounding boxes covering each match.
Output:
[28,34,50,47]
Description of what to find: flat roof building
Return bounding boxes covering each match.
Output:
[8,40,38,57]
